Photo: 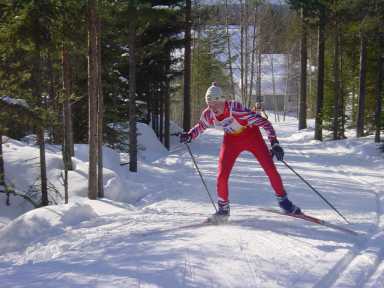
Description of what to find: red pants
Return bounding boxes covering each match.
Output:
[217,126,286,202]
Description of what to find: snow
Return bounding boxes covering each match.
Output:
[118,76,129,83]
[1,95,29,108]
[0,116,384,288]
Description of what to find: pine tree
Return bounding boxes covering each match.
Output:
[287,1,326,133]
[127,7,137,172]
[315,4,326,141]
[183,0,192,132]
[299,7,308,130]
[375,35,384,143]
[88,0,99,200]
[0,131,4,193]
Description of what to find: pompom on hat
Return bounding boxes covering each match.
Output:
[205,82,225,103]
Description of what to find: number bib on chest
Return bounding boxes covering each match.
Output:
[215,115,245,135]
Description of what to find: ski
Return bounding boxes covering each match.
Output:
[260,208,359,236]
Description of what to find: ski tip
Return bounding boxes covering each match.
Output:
[260,207,360,237]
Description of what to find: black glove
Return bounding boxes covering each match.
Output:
[180,132,192,144]
[271,141,284,161]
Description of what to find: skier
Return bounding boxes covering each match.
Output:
[180,82,302,223]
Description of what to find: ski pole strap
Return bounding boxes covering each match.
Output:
[185,143,218,212]
[281,160,350,224]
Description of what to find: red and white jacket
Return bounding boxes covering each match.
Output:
[188,100,277,143]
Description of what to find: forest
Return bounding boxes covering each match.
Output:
[0,0,383,205]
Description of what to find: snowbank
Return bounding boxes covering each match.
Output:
[0,199,97,253]
[0,197,136,253]
[1,95,29,108]
[137,122,169,161]
[1,122,176,224]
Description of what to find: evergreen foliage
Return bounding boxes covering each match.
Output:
[0,0,184,145]
[0,0,383,145]
[191,27,232,123]
[287,0,384,139]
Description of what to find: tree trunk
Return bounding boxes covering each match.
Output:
[37,128,48,206]
[191,19,200,123]
[356,32,367,138]
[257,50,262,102]
[88,0,99,199]
[151,86,158,135]
[159,87,164,143]
[307,36,312,117]
[332,22,341,140]
[225,0,236,98]
[240,0,244,102]
[150,84,155,131]
[299,8,307,130]
[128,18,137,172]
[62,46,73,172]
[351,34,358,124]
[155,88,160,136]
[340,34,346,139]
[97,14,104,197]
[315,6,325,141]
[164,65,171,150]
[244,0,249,105]
[283,54,290,120]
[0,133,6,206]
[47,50,58,144]
[69,108,74,157]
[60,46,73,157]
[62,45,72,204]
[270,55,279,122]
[375,35,384,143]
[32,39,48,206]
[145,86,151,124]
[0,133,4,189]
[63,162,68,204]
[249,8,257,105]
[183,0,192,131]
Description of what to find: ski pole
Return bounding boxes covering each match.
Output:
[171,132,217,212]
[184,143,218,212]
[281,160,350,224]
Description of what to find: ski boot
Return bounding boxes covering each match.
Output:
[277,196,302,215]
[207,201,230,224]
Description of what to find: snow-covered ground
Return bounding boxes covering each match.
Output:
[0,116,383,288]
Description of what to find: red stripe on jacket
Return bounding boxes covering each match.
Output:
[188,100,277,143]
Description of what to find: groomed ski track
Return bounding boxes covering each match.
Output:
[287,126,384,288]
[1,117,383,288]
[138,118,384,287]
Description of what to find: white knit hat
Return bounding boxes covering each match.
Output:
[205,82,224,103]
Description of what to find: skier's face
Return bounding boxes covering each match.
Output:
[208,100,225,115]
